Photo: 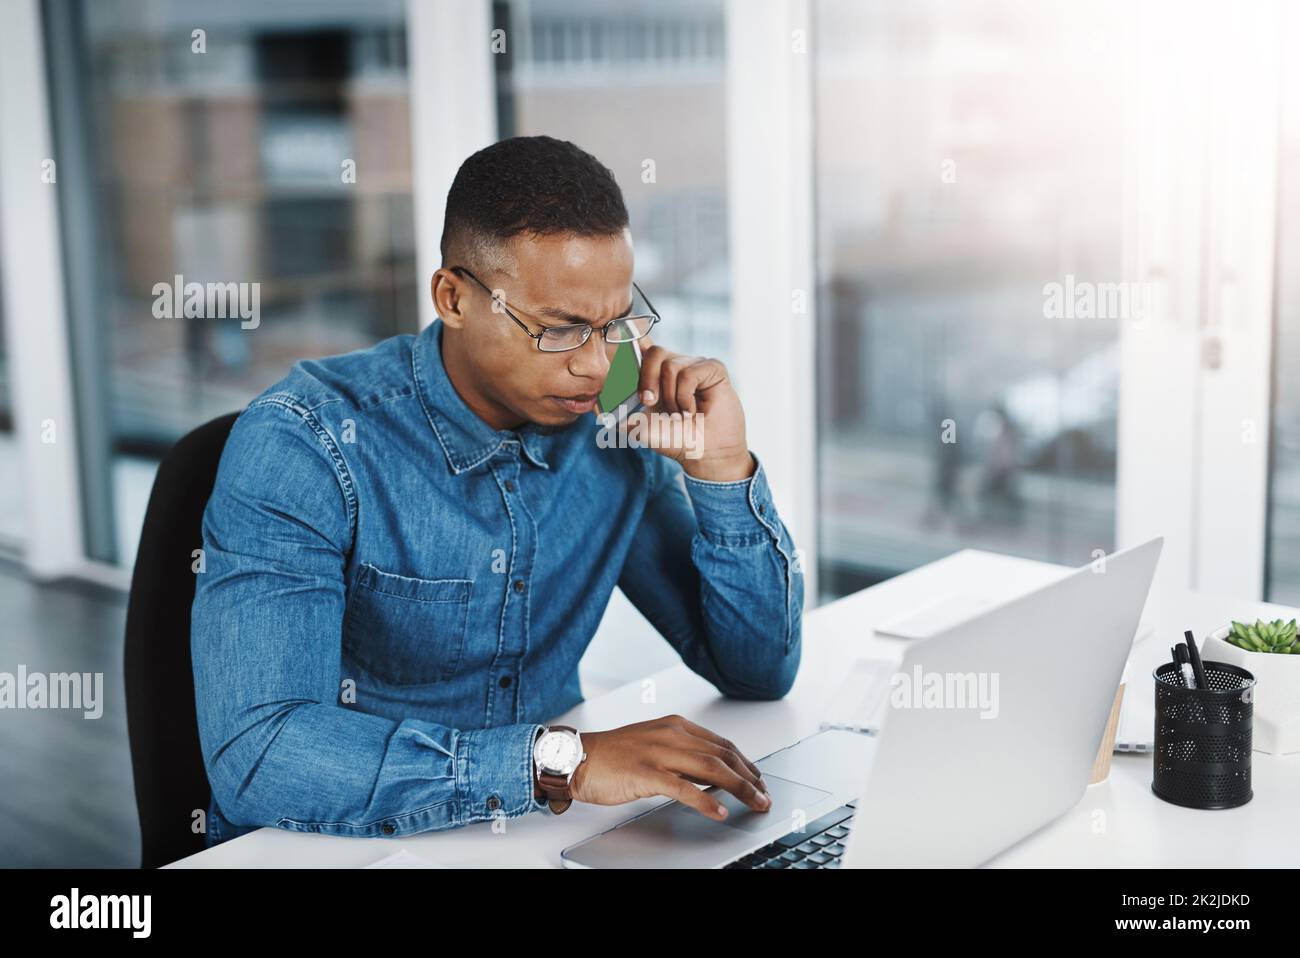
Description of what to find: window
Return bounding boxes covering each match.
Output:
[45,0,415,566]
[1266,2,1300,603]
[814,0,1131,598]
[493,0,729,364]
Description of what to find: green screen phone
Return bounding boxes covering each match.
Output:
[597,339,644,417]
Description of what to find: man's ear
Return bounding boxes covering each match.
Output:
[432,268,467,329]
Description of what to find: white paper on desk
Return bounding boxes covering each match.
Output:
[872,594,994,640]
[364,848,443,869]
[1112,622,1165,752]
[819,657,896,735]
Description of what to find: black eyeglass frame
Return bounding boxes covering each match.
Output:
[450,265,661,352]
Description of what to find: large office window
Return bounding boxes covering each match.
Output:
[1266,3,1300,604]
[492,0,729,364]
[814,0,1130,598]
[45,0,415,567]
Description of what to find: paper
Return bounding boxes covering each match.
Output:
[819,657,896,735]
[873,594,995,640]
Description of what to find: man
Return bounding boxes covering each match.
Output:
[191,135,802,848]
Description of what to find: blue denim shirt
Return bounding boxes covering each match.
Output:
[190,318,802,849]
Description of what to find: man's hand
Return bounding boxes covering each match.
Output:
[628,339,755,483]
[569,715,771,820]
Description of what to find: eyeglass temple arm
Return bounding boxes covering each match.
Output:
[451,265,544,341]
[633,281,660,320]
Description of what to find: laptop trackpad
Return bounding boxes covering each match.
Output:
[672,774,832,833]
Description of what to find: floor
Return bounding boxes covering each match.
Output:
[0,558,139,868]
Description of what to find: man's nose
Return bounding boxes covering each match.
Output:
[567,329,612,380]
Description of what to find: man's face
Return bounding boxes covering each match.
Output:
[439,229,636,430]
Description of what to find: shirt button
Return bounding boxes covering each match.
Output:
[486,795,502,812]
[381,822,395,835]
[504,479,515,492]
[514,579,525,593]
[498,675,513,688]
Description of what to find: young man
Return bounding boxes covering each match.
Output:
[190,136,802,849]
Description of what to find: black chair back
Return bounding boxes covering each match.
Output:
[124,412,239,868]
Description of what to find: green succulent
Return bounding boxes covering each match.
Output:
[1227,618,1299,654]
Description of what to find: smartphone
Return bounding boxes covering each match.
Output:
[596,339,644,420]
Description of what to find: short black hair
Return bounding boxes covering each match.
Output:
[440,135,630,273]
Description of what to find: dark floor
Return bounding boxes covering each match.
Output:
[0,558,140,867]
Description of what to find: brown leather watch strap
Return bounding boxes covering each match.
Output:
[534,725,580,814]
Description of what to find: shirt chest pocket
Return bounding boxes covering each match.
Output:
[342,563,473,687]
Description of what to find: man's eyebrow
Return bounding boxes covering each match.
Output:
[534,300,635,325]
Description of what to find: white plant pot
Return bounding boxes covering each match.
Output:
[1202,627,1300,755]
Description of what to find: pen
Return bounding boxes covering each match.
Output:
[1174,644,1196,688]
[1184,629,1209,690]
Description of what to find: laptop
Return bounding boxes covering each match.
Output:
[560,537,1163,869]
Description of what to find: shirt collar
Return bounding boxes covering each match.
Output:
[412,319,555,475]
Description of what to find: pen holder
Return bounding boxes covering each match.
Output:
[1151,660,1256,809]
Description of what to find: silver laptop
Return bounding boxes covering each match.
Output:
[560,537,1163,869]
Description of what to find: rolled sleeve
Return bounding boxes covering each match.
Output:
[621,449,803,699]
[682,455,782,547]
[454,722,546,822]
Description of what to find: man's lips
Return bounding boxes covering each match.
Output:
[549,393,599,414]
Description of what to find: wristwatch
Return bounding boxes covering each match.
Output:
[532,725,585,814]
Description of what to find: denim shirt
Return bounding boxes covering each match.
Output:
[190,318,802,849]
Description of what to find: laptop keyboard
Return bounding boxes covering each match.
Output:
[722,800,857,869]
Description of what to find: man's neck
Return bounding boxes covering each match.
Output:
[440,330,526,433]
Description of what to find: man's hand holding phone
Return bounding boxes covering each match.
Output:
[610,336,756,483]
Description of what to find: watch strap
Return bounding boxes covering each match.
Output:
[535,725,581,814]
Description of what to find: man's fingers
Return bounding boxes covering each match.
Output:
[637,345,670,408]
[657,775,728,820]
[658,729,765,794]
[699,740,767,794]
[658,356,684,414]
[669,717,764,784]
[665,751,770,813]
[675,366,699,415]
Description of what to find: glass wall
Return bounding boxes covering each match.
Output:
[814,0,1130,599]
[1266,2,1300,603]
[46,0,414,567]
[492,0,730,364]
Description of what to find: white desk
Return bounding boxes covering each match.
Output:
[168,549,1300,869]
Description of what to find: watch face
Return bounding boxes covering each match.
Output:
[534,730,581,774]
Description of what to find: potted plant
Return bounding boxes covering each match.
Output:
[1202,618,1300,754]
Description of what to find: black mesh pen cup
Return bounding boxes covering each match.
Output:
[1151,661,1256,809]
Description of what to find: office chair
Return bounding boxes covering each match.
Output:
[124,411,239,869]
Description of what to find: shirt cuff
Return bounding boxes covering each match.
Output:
[454,722,546,823]
[682,453,779,546]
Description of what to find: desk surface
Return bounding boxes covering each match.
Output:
[169,549,1300,868]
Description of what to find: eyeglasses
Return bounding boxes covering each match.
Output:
[450,266,660,353]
